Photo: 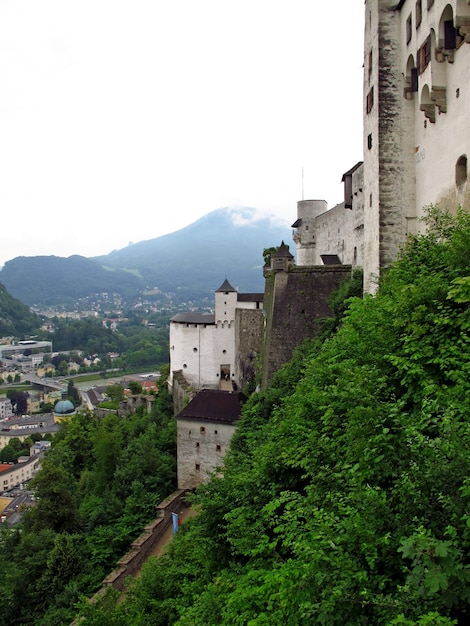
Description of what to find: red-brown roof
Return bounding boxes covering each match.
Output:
[176,389,247,425]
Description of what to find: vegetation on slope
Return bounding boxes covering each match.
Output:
[80,207,470,625]
[0,282,40,337]
[0,385,176,626]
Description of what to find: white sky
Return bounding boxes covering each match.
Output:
[0,1,365,267]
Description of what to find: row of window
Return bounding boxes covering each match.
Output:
[407,0,435,43]
[194,442,222,451]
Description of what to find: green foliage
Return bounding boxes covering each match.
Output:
[0,385,176,625]
[81,208,470,624]
[0,282,40,336]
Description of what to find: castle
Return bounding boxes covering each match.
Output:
[292,0,470,293]
[170,0,470,486]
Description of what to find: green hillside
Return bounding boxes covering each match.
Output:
[0,282,39,337]
[81,207,470,625]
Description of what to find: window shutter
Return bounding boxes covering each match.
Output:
[425,35,431,65]
[444,20,456,50]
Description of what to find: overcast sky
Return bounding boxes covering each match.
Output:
[0,1,365,267]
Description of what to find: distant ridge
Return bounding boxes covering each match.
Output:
[0,207,295,306]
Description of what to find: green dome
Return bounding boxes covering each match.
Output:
[54,399,75,415]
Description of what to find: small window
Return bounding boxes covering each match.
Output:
[406,14,412,44]
[416,0,422,28]
[456,155,468,188]
[214,430,218,434]
[200,426,205,434]
[183,363,187,369]
[196,442,200,448]
[366,87,374,114]
[368,49,373,82]
[216,444,221,452]
[193,347,197,352]
[367,133,373,150]
[195,463,200,472]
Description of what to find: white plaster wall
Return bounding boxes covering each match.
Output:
[170,321,236,389]
[313,204,357,265]
[215,289,237,324]
[177,418,236,489]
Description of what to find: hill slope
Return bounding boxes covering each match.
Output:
[0,207,294,306]
[79,208,470,624]
[0,282,40,336]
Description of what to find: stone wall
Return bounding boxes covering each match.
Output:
[261,265,352,387]
[177,418,236,489]
[70,489,191,624]
[234,308,264,391]
[171,370,196,416]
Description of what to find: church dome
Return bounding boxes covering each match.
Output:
[54,399,75,416]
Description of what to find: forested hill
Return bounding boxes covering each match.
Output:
[79,208,470,625]
[0,282,40,336]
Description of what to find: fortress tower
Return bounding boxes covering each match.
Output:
[363,0,470,291]
[291,200,327,265]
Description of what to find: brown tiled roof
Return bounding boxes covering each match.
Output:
[237,293,264,302]
[176,389,247,424]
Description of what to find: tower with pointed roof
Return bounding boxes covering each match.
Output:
[169,279,264,410]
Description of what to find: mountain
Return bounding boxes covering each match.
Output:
[0,207,294,306]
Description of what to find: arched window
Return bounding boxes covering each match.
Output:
[456,155,468,188]
[420,84,435,122]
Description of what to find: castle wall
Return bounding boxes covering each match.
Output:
[234,308,264,391]
[261,265,352,387]
[363,0,470,291]
[313,201,364,267]
[170,321,235,390]
[400,0,470,219]
[176,418,236,489]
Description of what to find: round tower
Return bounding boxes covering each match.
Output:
[291,199,327,266]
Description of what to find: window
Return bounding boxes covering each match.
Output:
[456,155,468,188]
[444,20,457,50]
[195,463,200,472]
[216,444,221,452]
[193,347,197,352]
[417,35,431,74]
[406,14,412,43]
[200,426,205,433]
[367,133,373,150]
[368,49,373,82]
[366,87,374,114]
[416,1,422,28]
[196,442,200,448]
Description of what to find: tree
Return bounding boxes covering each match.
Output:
[127,381,143,395]
[105,384,124,403]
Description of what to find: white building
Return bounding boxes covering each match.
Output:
[169,279,263,394]
[362,0,470,290]
[0,398,14,421]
